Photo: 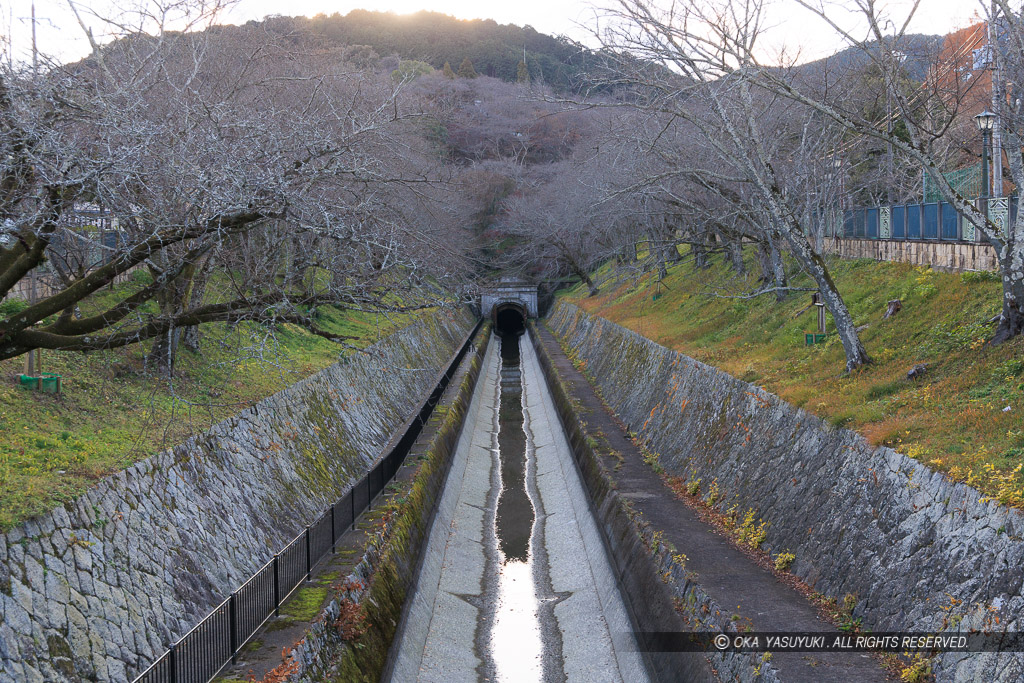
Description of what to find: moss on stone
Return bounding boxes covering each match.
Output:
[279,585,329,621]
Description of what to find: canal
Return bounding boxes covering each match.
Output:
[388,321,647,683]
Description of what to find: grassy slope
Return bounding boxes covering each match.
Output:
[562,249,1024,507]
[0,288,416,531]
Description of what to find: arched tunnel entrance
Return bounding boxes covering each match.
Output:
[494,303,526,337]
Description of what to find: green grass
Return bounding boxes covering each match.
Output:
[0,275,421,531]
[563,248,1024,507]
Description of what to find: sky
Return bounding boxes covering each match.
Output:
[4,0,987,67]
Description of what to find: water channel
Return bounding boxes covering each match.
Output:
[388,315,647,683]
[491,330,544,680]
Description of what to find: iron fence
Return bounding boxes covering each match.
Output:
[132,320,480,683]
[835,196,1017,244]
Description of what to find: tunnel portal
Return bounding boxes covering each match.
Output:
[480,279,538,336]
[494,304,526,336]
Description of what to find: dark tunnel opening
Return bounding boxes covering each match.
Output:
[495,305,526,337]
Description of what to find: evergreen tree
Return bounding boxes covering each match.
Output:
[442,61,455,79]
[392,59,434,82]
[516,60,529,83]
[457,57,478,78]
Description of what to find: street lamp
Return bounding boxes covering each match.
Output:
[833,157,844,239]
[975,110,997,198]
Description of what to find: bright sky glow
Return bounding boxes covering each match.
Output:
[4,0,987,67]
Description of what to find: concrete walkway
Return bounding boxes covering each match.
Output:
[388,335,647,683]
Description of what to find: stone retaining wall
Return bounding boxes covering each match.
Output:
[548,301,1024,681]
[832,238,999,271]
[0,308,475,683]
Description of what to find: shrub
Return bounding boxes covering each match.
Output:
[961,270,1000,284]
[0,298,28,318]
[735,509,769,549]
[899,654,933,682]
[774,551,795,572]
[706,478,720,506]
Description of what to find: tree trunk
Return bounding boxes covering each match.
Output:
[785,233,869,371]
[182,324,201,352]
[727,239,745,274]
[757,241,773,282]
[692,237,710,269]
[181,266,209,352]
[615,243,629,265]
[656,241,669,281]
[769,238,788,302]
[145,255,198,375]
[146,327,181,375]
[992,251,1024,344]
[564,254,599,296]
[575,262,600,296]
[661,240,681,266]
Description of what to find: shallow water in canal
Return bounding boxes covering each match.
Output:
[491,331,543,681]
[387,328,647,683]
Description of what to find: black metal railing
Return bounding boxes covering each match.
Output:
[835,195,1016,245]
[132,320,481,683]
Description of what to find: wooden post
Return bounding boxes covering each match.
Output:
[23,269,38,376]
[812,292,827,334]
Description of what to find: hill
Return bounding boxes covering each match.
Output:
[793,33,942,82]
[0,289,414,531]
[259,10,594,89]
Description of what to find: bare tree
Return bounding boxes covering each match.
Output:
[0,4,466,368]
[588,0,873,370]
[714,0,1024,343]
[501,159,619,293]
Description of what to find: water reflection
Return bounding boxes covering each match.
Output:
[496,332,532,561]
[492,332,543,681]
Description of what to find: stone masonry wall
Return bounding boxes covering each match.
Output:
[832,238,999,272]
[0,308,475,683]
[548,301,1024,681]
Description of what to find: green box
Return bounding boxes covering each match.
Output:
[18,374,61,394]
[805,333,829,346]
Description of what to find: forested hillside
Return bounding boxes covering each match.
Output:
[259,10,594,89]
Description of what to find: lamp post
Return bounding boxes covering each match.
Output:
[833,157,844,239]
[975,110,997,198]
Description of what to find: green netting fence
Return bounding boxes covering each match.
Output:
[923,163,981,202]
